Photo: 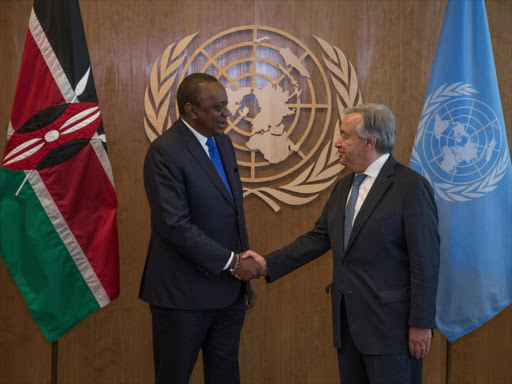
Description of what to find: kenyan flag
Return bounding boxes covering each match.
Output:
[0,0,119,342]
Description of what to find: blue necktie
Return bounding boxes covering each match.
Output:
[344,174,367,250]
[206,138,233,198]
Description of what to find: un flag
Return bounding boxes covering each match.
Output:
[410,0,512,341]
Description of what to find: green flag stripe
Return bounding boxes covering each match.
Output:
[0,167,100,341]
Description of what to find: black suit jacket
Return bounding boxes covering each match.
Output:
[139,119,249,309]
[266,155,440,354]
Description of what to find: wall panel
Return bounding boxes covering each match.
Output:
[0,1,510,383]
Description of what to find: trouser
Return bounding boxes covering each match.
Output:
[150,295,246,384]
[337,299,423,384]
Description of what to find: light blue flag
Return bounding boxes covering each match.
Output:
[410,0,512,342]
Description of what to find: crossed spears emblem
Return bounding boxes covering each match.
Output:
[2,68,105,195]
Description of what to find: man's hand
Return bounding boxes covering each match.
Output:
[409,327,432,359]
[233,251,266,280]
[241,250,267,277]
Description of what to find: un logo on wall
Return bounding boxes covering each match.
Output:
[411,83,508,202]
[144,26,362,211]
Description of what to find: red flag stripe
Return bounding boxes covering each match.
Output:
[38,145,120,301]
[10,31,65,131]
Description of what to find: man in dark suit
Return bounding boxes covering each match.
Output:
[244,104,440,384]
[140,73,264,384]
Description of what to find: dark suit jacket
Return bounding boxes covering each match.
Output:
[139,119,249,309]
[266,155,440,354]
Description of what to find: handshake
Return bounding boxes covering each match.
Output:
[230,251,267,281]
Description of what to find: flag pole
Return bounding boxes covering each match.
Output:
[51,340,58,384]
[445,341,451,384]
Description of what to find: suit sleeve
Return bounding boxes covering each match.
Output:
[144,142,232,276]
[265,183,338,282]
[404,177,440,328]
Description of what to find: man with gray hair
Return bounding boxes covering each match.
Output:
[245,103,440,383]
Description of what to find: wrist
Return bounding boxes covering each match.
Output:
[229,253,240,274]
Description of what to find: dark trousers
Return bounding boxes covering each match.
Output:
[337,299,423,384]
[150,296,246,384]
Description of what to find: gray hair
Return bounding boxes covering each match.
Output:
[344,103,396,153]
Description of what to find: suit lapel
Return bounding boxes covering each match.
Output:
[177,122,235,209]
[344,156,396,254]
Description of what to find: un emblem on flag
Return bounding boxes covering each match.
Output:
[411,83,509,202]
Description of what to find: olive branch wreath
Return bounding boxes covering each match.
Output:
[144,33,197,141]
[411,82,508,202]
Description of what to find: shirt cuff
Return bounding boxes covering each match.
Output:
[222,252,234,270]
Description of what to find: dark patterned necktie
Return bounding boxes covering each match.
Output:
[206,138,233,198]
[344,174,367,250]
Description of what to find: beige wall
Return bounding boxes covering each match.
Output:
[0,1,511,383]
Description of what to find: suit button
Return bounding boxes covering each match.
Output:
[342,262,347,266]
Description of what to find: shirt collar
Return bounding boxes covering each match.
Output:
[181,117,209,147]
[361,153,390,179]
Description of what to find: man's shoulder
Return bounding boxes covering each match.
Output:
[394,161,423,179]
[150,121,185,149]
[391,160,433,194]
[144,123,191,171]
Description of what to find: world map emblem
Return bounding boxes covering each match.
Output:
[411,83,508,202]
[144,26,362,211]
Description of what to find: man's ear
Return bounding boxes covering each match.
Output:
[184,102,197,119]
[366,136,377,149]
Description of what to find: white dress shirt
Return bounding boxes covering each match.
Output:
[181,118,234,270]
[346,153,390,226]
[181,118,211,158]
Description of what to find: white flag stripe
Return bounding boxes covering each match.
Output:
[90,132,115,187]
[29,9,74,103]
[4,142,44,166]
[28,171,110,308]
[59,106,99,130]
[4,137,43,160]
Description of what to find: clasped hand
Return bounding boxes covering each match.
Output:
[233,251,267,281]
